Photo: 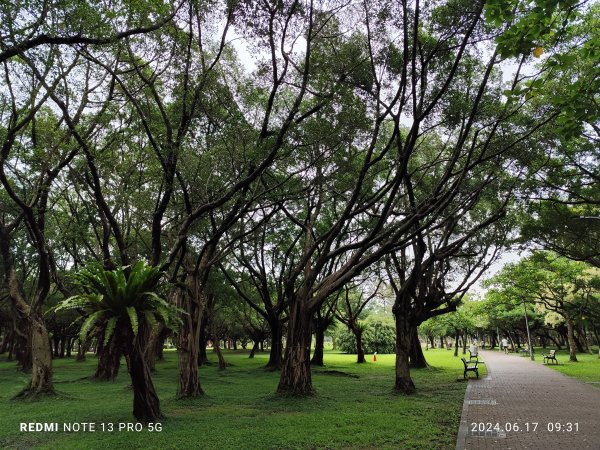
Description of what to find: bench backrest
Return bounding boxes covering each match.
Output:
[461,357,477,368]
[549,350,556,357]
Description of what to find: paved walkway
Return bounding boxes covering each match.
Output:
[455,350,600,450]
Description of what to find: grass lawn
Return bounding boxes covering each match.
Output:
[0,348,480,450]
[528,347,600,384]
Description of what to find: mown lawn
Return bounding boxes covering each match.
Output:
[531,347,600,384]
[0,348,478,450]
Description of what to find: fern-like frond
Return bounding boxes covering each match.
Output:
[126,306,138,336]
[79,310,106,342]
[103,316,118,346]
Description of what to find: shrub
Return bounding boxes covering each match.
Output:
[336,321,396,354]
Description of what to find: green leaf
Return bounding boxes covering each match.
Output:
[126,306,139,336]
[104,317,118,346]
[79,310,105,342]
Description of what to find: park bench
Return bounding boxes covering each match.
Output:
[519,347,534,356]
[461,357,479,379]
[468,349,479,362]
[543,349,558,364]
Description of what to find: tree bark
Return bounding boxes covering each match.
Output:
[15,317,54,397]
[213,333,226,370]
[126,334,162,423]
[310,325,325,366]
[352,325,366,363]
[277,300,313,395]
[76,339,89,362]
[409,327,428,368]
[94,337,121,380]
[453,332,459,357]
[265,318,283,370]
[249,340,259,358]
[393,313,416,394]
[565,316,578,362]
[177,272,206,398]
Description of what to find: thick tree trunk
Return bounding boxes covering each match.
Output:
[145,325,164,372]
[310,326,325,366]
[565,317,578,362]
[409,327,428,368]
[439,336,444,349]
[94,337,121,380]
[15,317,54,397]
[265,319,283,370]
[198,315,209,366]
[177,313,203,397]
[394,313,416,394]
[126,337,162,423]
[277,300,313,395]
[177,272,208,398]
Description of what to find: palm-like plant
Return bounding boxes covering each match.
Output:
[52,261,178,422]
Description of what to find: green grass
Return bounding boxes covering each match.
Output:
[0,348,477,450]
[530,347,600,384]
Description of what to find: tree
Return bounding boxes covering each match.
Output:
[51,261,179,422]
[335,279,382,363]
[486,252,600,362]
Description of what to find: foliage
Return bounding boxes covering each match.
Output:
[50,262,179,345]
[336,321,396,354]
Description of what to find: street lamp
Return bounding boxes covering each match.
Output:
[523,300,534,360]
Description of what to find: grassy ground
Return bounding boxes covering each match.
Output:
[0,348,480,450]
[525,347,600,384]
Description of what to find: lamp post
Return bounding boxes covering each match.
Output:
[523,300,534,360]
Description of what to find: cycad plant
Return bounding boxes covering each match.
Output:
[52,261,178,422]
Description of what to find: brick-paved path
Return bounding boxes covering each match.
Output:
[455,350,600,450]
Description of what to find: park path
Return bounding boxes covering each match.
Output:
[455,350,600,450]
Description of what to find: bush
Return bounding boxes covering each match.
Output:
[336,321,396,354]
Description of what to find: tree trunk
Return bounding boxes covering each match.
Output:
[409,327,427,368]
[453,332,459,357]
[439,336,445,349]
[265,318,283,370]
[214,334,226,370]
[565,316,578,362]
[76,339,88,362]
[198,314,209,366]
[249,340,259,358]
[59,336,66,358]
[177,273,207,398]
[177,311,203,397]
[94,337,121,380]
[393,313,416,394]
[277,299,313,395]
[462,332,467,355]
[145,325,164,372]
[547,333,563,350]
[126,334,162,423]
[352,325,366,363]
[310,326,325,366]
[15,317,54,398]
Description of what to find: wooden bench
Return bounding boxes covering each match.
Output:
[543,349,558,364]
[461,357,479,379]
